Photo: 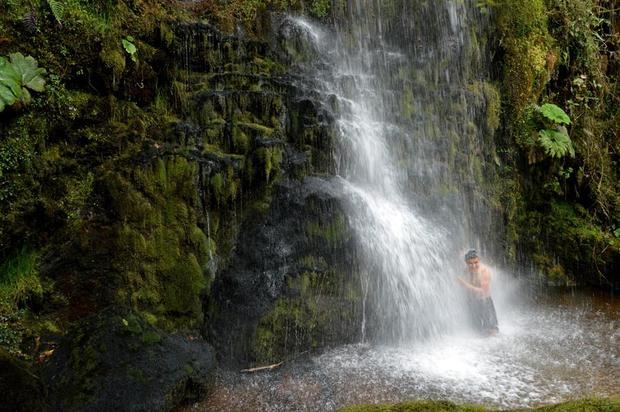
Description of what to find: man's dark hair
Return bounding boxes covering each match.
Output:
[464,249,478,260]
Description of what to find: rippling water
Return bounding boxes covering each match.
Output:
[185,289,619,411]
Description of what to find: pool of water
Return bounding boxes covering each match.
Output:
[185,289,619,411]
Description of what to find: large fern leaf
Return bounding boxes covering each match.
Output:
[538,129,575,158]
[47,0,64,25]
[22,9,39,33]
[539,103,571,125]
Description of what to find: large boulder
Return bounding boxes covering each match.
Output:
[43,308,215,412]
[0,349,46,412]
[209,176,364,366]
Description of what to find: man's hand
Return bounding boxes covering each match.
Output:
[457,276,484,297]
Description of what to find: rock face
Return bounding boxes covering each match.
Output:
[35,16,363,408]
[0,349,46,412]
[169,20,365,366]
[43,309,215,412]
[209,176,363,365]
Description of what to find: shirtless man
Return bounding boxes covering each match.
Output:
[457,249,499,335]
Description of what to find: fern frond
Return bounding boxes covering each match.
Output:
[538,129,575,158]
[22,10,38,33]
[46,0,64,25]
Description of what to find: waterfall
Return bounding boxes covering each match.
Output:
[282,0,496,343]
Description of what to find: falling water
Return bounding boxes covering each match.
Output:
[283,1,494,342]
[182,3,620,410]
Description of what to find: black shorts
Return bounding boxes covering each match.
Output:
[469,297,498,332]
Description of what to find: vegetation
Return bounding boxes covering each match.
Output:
[187,0,331,33]
[339,398,620,412]
[0,53,46,112]
[0,248,42,356]
[0,0,328,366]
[487,0,620,286]
[0,0,618,408]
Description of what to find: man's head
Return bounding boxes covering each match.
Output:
[464,249,480,272]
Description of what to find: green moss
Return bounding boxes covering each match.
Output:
[210,173,225,204]
[107,156,209,330]
[340,400,487,412]
[237,121,275,136]
[305,213,348,248]
[468,81,501,133]
[253,258,360,363]
[253,297,319,362]
[491,0,553,116]
[256,147,283,182]
[400,87,414,120]
[338,398,620,412]
[0,248,43,356]
[232,126,250,153]
[141,330,161,345]
[309,0,331,18]
[99,47,126,82]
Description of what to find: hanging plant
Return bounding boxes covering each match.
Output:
[0,53,47,112]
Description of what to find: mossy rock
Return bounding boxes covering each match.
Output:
[43,308,215,411]
[0,348,46,411]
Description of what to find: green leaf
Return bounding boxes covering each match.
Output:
[46,0,64,24]
[23,70,46,92]
[0,57,22,96]
[538,129,574,158]
[20,87,31,105]
[122,39,137,55]
[0,83,18,107]
[0,53,46,111]
[539,103,571,125]
[9,53,47,92]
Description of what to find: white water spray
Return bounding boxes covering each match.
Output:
[284,0,490,342]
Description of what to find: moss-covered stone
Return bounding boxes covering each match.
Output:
[105,155,212,330]
[0,348,46,412]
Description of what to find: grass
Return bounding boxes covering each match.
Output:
[0,247,42,355]
[0,247,41,308]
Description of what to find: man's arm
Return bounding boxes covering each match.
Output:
[457,277,481,294]
[457,270,490,297]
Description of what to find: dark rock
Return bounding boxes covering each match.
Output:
[43,308,215,412]
[0,349,46,412]
[208,175,363,366]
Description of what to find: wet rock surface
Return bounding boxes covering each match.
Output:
[208,175,363,366]
[43,309,215,412]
